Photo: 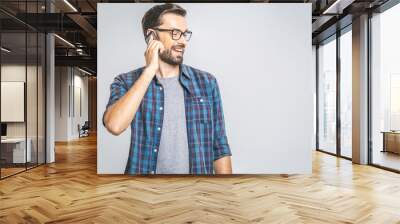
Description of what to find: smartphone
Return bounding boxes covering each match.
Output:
[145,30,158,45]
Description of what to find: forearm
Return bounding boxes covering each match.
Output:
[104,68,155,135]
[214,156,232,174]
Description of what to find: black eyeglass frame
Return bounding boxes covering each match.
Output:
[153,28,192,41]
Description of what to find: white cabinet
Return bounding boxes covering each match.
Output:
[1,138,32,163]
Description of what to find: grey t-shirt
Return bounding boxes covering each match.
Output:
[156,75,190,174]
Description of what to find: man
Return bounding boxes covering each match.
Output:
[103,3,232,175]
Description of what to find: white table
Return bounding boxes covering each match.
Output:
[1,138,31,163]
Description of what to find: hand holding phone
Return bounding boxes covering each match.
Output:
[145,31,155,45]
[144,30,164,72]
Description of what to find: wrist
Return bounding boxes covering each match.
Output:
[143,66,157,79]
[145,64,157,73]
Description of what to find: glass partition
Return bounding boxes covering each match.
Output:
[0,1,46,179]
[27,31,38,169]
[38,32,45,165]
[1,31,28,177]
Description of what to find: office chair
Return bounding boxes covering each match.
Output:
[79,121,90,138]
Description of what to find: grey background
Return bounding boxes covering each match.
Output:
[97,3,313,174]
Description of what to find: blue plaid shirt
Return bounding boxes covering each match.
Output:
[104,64,231,174]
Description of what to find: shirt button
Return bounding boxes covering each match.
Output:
[150,171,155,174]
[154,148,158,152]
[199,98,203,102]
[159,87,163,90]
[157,127,161,131]
[160,107,163,110]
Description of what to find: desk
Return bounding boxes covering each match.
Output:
[1,138,31,163]
[381,131,400,154]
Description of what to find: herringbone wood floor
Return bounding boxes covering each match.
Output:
[1,135,400,224]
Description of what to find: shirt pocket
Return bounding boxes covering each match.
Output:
[190,96,212,124]
[189,96,213,150]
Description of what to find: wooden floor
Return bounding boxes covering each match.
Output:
[373,150,400,171]
[0,167,26,178]
[1,163,45,178]
[1,135,400,223]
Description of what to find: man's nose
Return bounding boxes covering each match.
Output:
[177,36,187,47]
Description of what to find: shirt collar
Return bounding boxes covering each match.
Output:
[154,64,191,82]
[179,64,193,95]
[179,64,191,80]
[154,64,193,95]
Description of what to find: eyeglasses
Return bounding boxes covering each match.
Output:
[153,28,192,41]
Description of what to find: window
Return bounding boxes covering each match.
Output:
[339,28,352,158]
[318,37,337,155]
[317,26,353,159]
[370,3,400,171]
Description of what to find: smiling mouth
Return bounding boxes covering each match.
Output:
[172,47,184,53]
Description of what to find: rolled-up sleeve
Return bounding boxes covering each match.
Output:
[211,78,232,160]
[102,75,128,126]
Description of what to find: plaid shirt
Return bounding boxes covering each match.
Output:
[104,64,231,174]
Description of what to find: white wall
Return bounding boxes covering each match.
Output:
[72,72,89,138]
[1,65,38,138]
[312,45,317,150]
[1,65,27,140]
[55,67,89,141]
[55,67,69,141]
[98,3,313,174]
[1,64,25,128]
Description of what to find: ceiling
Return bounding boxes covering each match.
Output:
[0,0,393,75]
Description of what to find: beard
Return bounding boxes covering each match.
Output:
[159,46,184,66]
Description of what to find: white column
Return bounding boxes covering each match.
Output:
[46,33,55,163]
[45,1,56,163]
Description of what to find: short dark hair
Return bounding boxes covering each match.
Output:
[141,3,186,38]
